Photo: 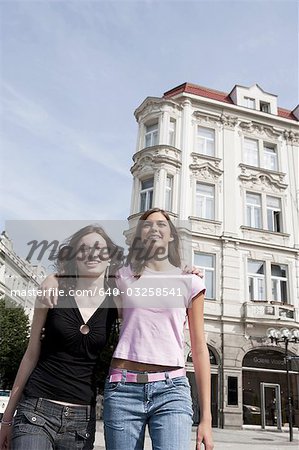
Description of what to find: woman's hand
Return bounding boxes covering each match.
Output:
[0,423,12,450]
[183,265,203,278]
[196,420,214,449]
[38,274,59,307]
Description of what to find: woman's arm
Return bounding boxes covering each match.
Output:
[39,273,59,307]
[188,292,214,450]
[1,300,48,423]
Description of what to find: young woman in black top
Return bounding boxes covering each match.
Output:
[0,225,122,450]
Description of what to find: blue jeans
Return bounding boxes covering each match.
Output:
[11,396,96,450]
[103,371,193,450]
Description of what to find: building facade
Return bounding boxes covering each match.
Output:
[0,231,45,321]
[128,82,299,428]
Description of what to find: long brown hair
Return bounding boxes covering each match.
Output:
[54,225,124,291]
[126,208,181,275]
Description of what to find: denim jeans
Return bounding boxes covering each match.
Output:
[103,371,193,450]
[11,396,96,450]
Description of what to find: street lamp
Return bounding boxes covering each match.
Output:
[267,327,299,442]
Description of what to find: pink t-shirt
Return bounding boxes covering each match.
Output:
[113,265,206,367]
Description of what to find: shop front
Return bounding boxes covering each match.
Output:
[242,348,299,429]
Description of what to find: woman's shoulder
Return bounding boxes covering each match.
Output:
[190,273,206,297]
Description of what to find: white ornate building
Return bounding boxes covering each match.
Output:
[129,82,299,428]
[0,231,46,321]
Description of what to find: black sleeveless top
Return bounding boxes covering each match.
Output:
[24,295,117,405]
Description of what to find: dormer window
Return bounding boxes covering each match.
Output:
[260,101,270,113]
[229,84,278,115]
[244,97,255,109]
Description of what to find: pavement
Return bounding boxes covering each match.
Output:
[94,420,299,449]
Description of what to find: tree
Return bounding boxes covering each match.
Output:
[0,297,30,389]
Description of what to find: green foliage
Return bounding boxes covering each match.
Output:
[0,297,30,389]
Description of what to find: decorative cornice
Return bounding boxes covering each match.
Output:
[239,120,283,139]
[239,165,288,192]
[135,97,182,121]
[192,111,238,129]
[189,161,223,181]
[193,110,221,122]
[220,113,238,129]
[131,145,182,175]
[283,129,299,144]
[190,152,221,168]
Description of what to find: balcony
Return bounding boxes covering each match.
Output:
[243,301,297,323]
[131,145,182,176]
[189,216,222,237]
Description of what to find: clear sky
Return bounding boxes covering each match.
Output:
[1,0,298,236]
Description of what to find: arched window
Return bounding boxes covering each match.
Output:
[187,347,218,365]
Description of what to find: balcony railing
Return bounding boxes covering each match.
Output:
[244,301,297,322]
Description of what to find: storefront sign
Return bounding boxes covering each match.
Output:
[243,349,299,372]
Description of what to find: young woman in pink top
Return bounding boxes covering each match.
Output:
[104,208,213,450]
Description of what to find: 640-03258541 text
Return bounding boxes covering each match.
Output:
[10,287,183,298]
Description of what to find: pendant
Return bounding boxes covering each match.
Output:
[80,324,90,335]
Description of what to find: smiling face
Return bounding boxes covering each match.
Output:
[127,208,181,273]
[140,211,174,255]
[76,232,110,278]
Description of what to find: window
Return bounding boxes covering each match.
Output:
[271,264,288,303]
[140,178,154,212]
[246,193,262,228]
[263,144,278,171]
[247,262,290,305]
[227,377,238,406]
[267,196,281,232]
[168,119,176,147]
[244,138,259,166]
[248,260,265,301]
[165,175,173,211]
[260,101,270,113]
[194,253,215,299]
[243,139,279,171]
[245,193,282,232]
[145,123,158,147]
[244,97,255,109]
[196,183,215,220]
[196,126,215,156]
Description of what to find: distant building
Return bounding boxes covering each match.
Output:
[0,231,46,321]
[129,82,299,428]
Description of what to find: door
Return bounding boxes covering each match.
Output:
[260,383,282,430]
[211,374,218,427]
[187,371,218,427]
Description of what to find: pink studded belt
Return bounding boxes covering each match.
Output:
[108,367,186,383]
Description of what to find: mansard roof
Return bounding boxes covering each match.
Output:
[163,82,297,121]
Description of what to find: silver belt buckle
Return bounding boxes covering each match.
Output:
[136,373,149,383]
